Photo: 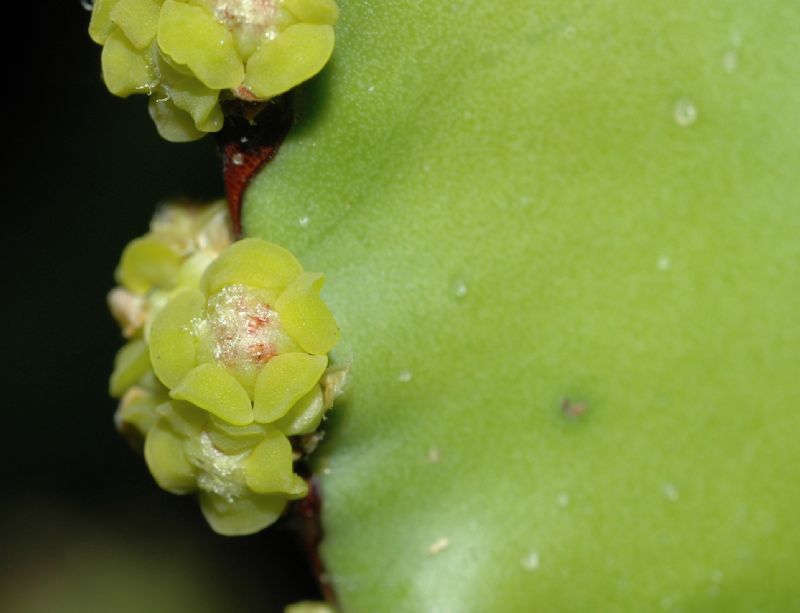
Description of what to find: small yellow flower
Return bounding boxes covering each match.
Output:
[149,238,339,424]
[89,0,339,141]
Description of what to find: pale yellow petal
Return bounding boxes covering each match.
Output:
[201,238,303,295]
[170,363,254,425]
[149,288,204,387]
[244,23,334,99]
[253,352,327,423]
[275,272,339,355]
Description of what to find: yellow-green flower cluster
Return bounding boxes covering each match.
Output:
[89,0,339,141]
[110,200,233,438]
[110,204,341,535]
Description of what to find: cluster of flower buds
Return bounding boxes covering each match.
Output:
[90,0,339,141]
[109,201,343,535]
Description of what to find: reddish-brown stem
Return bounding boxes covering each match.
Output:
[294,477,337,604]
[217,97,293,237]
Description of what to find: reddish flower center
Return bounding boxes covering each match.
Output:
[205,284,283,368]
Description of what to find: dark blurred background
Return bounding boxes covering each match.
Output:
[1,3,318,611]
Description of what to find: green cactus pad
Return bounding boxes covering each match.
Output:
[242,0,800,609]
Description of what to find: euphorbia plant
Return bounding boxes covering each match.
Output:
[95,0,800,611]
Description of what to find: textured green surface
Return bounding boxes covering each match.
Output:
[245,1,800,611]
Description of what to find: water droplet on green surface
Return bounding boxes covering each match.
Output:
[662,482,680,502]
[427,537,450,555]
[673,98,698,127]
[521,551,540,571]
[722,50,738,74]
